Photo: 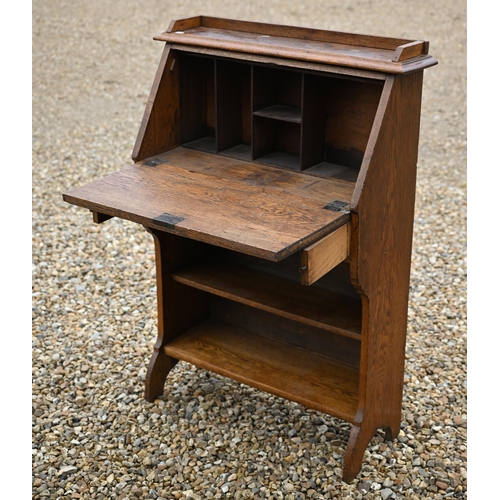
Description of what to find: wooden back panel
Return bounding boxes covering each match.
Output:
[324,78,383,168]
[180,54,216,143]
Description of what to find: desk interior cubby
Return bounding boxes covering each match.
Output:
[178,51,383,182]
[252,65,303,170]
[180,55,217,153]
[315,76,384,181]
[217,59,252,160]
[180,54,252,160]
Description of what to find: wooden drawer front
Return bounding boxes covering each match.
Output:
[300,222,351,285]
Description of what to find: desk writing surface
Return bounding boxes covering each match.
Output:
[63,147,353,261]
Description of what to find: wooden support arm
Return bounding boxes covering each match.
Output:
[92,211,114,224]
[300,222,351,286]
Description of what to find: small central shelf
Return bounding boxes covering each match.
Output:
[172,259,362,339]
[255,152,301,171]
[164,319,360,422]
[253,104,302,123]
[305,162,360,182]
[183,137,217,154]
[219,144,252,161]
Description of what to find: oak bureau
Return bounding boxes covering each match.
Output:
[63,16,437,481]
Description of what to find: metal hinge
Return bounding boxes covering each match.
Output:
[153,212,185,229]
[143,158,167,167]
[323,200,350,214]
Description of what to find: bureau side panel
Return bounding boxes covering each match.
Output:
[350,71,424,432]
[132,45,181,162]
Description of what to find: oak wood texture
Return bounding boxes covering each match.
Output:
[324,77,383,169]
[301,74,327,170]
[304,162,359,182]
[62,17,436,483]
[344,72,425,480]
[253,104,302,123]
[216,59,251,153]
[392,40,430,62]
[210,246,360,299]
[143,230,208,402]
[163,320,360,422]
[179,55,216,151]
[63,147,353,262]
[92,211,113,224]
[169,43,388,81]
[132,45,181,162]
[131,49,385,177]
[210,297,361,369]
[157,16,437,74]
[172,259,362,339]
[300,222,351,286]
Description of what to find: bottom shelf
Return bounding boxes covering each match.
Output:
[164,320,359,423]
[219,144,252,161]
[304,162,359,182]
[183,137,217,154]
[256,152,301,171]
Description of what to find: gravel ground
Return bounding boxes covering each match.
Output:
[32,1,466,498]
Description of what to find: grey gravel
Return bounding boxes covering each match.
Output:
[33,0,466,499]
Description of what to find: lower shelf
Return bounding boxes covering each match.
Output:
[172,259,362,339]
[256,152,301,171]
[183,137,217,153]
[253,105,302,123]
[304,162,359,182]
[219,144,252,161]
[164,320,360,423]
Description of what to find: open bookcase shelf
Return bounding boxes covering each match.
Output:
[172,259,362,339]
[63,15,436,482]
[219,143,252,161]
[183,137,217,154]
[253,104,302,123]
[164,320,360,423]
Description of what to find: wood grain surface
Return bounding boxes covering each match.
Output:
[300,222,351,285]
[164,319,360,422]
[157,18,437,74]
[172,259,362,339]
[63,147,353,261]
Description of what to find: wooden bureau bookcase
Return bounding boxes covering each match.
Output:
[63,16,437,481]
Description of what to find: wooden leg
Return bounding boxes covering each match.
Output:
[384,422,400,442]
[145,349,178,402]
[143,228,208,402]
[343,423,376,482]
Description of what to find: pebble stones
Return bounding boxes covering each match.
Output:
[32,1,466,498]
